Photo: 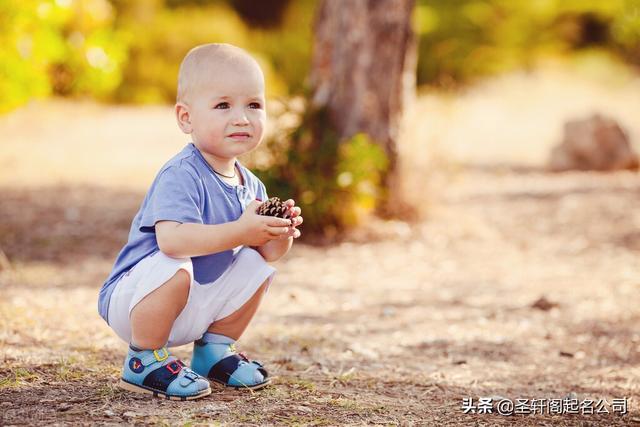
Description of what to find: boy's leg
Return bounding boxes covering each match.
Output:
[118,267,211,399]
[191,277,271,389]
[206,279,269,340]
[130,269,190,349]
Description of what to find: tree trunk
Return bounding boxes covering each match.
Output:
[310,0,417,216]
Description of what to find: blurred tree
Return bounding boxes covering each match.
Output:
[162,0,291,28]
[231,0,292,28]
[309,0,417,216]
[258,0,417,239]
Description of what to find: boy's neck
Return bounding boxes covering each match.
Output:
[196,146,237,176]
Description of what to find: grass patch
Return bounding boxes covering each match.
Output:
[277,377,317,392]
[54,356,87,382]
[275,414,334,426]
[0,367,40,389]
[95,382,125,399]
[334,367,356,383]
[233,412,268,425]
[327,397,363,411]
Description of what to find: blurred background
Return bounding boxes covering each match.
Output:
[0,0,640,194]
[0,0,640,258]
[2,0,639,107]
[1,0,639,236]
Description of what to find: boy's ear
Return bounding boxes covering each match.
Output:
[175,102,192,134]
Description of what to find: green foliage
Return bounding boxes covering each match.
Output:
[0,0,313,112]
[113,2,250,103]
[248,0,313,97]
[415,0,640,86]
[0,0,128,112]
[256,106,388,238]
[113,0,313,103]
[3,0,639,111]
[0,1,53,112]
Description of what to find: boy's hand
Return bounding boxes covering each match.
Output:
[238,200,293,246]
[282,199,303,239]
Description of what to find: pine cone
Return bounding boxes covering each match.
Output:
[256,197,290,219]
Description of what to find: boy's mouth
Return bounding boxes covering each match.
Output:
[227,132,251,140]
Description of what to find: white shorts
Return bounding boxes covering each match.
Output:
[107,247,276,348]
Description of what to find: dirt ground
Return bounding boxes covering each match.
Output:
[1,165,639,425]
[1,81,640,425]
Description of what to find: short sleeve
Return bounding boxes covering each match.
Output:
[139,166,203,233]
[256,180,268,202]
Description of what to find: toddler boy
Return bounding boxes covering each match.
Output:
[98,43,302,400]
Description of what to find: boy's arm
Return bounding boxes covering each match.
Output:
[254,237,294,262]
[155,221,244,258]
[156,200,292,258]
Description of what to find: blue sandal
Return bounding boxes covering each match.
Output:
[191,339,270,390]
[119,346,211,400]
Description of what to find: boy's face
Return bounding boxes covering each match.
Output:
[181,61,266,162]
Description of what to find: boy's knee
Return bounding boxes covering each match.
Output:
[173,268,191,291]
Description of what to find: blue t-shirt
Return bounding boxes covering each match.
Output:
[98,143,268,322]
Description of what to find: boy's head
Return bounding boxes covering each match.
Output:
[175,43,266,162]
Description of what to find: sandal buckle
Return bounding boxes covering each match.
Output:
[153,348,169,362]
[166,361,182,374]
[183,371,198,380]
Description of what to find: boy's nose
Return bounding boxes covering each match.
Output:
[231,109,250,126]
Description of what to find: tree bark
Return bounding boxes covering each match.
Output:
[310,0,417,215]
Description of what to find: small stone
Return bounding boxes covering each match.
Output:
[201,404,225,413]
[381,306,396,317]
[104,409,115,417]
[531,296,558,311]
[489,395,509,404]
[57,403,72,412]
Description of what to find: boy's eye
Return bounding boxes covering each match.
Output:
[214,102,230,109]
[248,102,262,109]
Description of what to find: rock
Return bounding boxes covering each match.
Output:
[381,306,396,317]
[531,296,558,311]
[549,114,638,172]
[57,403,72,412]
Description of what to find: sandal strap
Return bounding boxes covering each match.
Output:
[136,347,171,366]
[208,354,245,384]
[142,360,183,392]
[207,353,269,386]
